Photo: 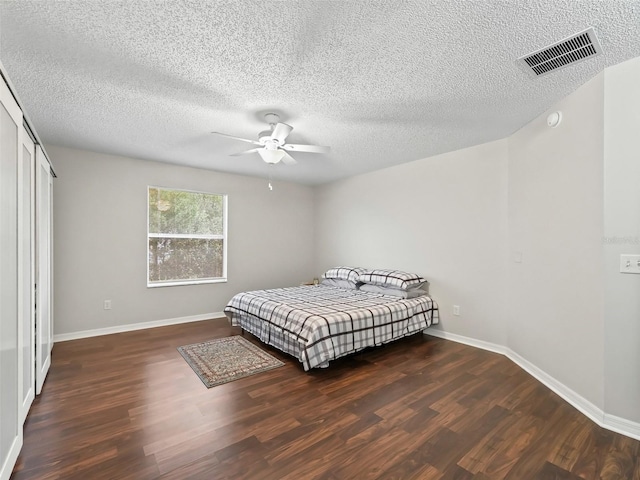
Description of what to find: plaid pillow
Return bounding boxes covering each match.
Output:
[321,266,366,283]
[358,269,426,290]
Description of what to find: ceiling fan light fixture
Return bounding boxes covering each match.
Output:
[258,149,285,164]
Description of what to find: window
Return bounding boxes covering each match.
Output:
[147,186,227,287]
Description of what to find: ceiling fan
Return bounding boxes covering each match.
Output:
[211,113,330,165]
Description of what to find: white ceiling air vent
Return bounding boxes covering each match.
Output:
[518,27,602,78]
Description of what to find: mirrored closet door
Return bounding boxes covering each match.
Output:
[0,68,24,480]
[19,127,35,422]
[35,145,53,395]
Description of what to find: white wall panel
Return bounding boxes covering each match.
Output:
[315,139,509,347]
[507,73,605,410]
[47,146,315,336]
[603,56,640,423]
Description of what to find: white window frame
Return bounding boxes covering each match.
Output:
[147,186,228,287]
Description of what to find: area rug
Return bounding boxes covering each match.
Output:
[177,336,285,388]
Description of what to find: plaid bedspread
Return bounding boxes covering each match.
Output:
[223,285,439,371]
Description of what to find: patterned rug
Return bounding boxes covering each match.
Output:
[177,336,285,388]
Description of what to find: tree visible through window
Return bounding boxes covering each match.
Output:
[148,187,227,286]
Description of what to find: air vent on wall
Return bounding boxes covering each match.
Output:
[518,27,602,78]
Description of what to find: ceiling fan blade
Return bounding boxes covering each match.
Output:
[281,151,297,165]
[281,143,330,154]
[230,148,261,156]
[211,131,261,145]
[271,123,293,144]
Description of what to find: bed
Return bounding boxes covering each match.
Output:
[223,279,439,371]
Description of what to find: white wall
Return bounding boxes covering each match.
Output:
[603,56,640,423]
[315,139,509,346]
[313,60,640,435]
[507,73,605,409]
[49,145,315,336]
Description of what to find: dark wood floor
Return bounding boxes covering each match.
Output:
[12,319,640,480]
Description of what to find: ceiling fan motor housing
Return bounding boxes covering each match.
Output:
[258,130,274,144]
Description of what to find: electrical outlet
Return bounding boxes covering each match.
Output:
[104,300,112,310]
[620,254,640,274]
[453,305,460,316]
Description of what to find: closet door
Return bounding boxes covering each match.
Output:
[19,129,35,421]
[35,145,53,395]
[0,75,23,480]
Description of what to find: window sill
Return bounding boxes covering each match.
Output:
[147,278,227,288]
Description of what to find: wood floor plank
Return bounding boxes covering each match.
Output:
[12,318,640,479]
[545,415,591,472]
[265,410,359,464]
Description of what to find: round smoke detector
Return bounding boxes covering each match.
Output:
[547,111,562,128]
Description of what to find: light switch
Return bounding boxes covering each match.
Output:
[619,255,640,274]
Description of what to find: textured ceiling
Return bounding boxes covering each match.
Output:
[0,1,639,185]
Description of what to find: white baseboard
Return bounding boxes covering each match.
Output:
[604,413,640,441]
[505,348,606,427]
[53,312,225,342]
[0,434,22,480]
[424,329,640,442]
[424,328,507,356]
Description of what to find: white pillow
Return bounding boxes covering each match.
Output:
[320,278,358,289]
[359,283,427,299]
